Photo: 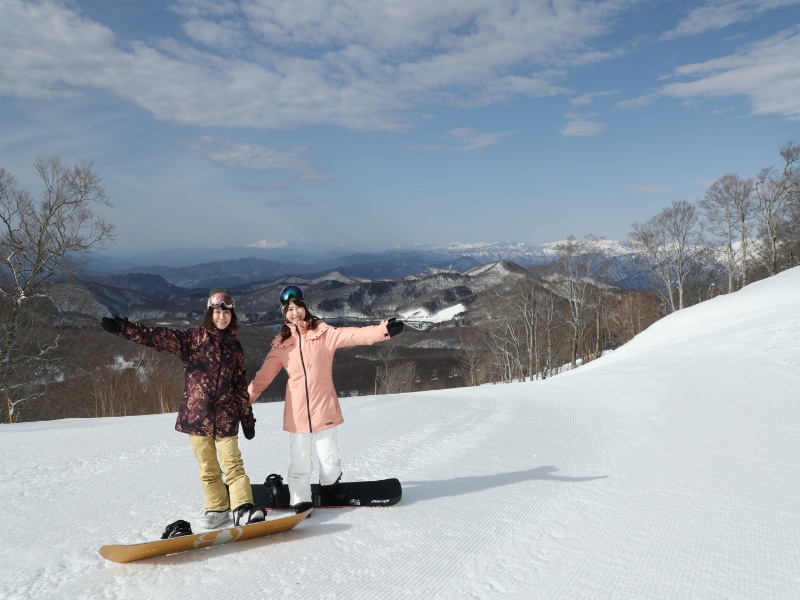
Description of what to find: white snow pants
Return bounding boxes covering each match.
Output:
[288,427,343,505]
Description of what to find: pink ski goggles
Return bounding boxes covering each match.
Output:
[208,291,235,309]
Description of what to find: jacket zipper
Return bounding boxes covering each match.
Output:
[211,334,223,438]
[295,324,313,433]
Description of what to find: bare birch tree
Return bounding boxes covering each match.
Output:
[481,315,524,383]
[629,200,704,312]
[550,235,608,367]
[0,157,114,423]
[753,167,791,275]
[455,329,487,387]
[699,174,755,291]
[779,141,800,206]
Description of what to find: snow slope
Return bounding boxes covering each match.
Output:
[2,268,800,599]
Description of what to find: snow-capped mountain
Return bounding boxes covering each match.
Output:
[86,239,643,289]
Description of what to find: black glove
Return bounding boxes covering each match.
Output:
[101,316,123,335]
[386,317,404,337]
[242,414,256,440]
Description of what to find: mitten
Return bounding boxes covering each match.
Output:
[243,424,255,440]
[101,316,123,335]
[386,317,405,337]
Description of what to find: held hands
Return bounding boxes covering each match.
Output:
[101,316,123,335]
[386,317,405,337]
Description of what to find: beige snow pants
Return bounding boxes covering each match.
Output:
[189,435,253,512]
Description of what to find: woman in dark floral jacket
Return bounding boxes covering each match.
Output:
[101,288,264,530]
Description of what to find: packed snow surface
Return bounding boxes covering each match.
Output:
[3,268,800,599]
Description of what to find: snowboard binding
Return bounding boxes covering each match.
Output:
[319,476,349,505]
[161,519,193,539]
[265,473,291,509]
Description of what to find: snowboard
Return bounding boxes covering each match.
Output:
[99,507,311,563]
[252,478,402,509]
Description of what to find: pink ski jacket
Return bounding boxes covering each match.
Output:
[248,320,391,433]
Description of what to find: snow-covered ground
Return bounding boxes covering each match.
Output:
[400,302,466,323]
[3,268,800,599]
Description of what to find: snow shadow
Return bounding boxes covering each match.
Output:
[403,466,607,503]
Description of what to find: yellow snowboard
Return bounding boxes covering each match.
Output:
[99,508,311,563]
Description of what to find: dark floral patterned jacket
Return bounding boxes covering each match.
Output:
[117,319,255,437]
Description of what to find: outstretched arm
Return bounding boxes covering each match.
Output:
[101,316,188,357]
[329,319,404,349]
[247,350,283,405]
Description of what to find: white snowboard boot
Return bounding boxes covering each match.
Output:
[199,509,231,530]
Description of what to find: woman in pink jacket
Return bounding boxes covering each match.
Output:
[248,285,404,513]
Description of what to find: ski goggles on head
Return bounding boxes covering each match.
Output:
[279,285,304,308]
[208,291,235,309]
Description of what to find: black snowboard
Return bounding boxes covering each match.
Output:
[252,478,402,509]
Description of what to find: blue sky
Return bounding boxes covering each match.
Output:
[1,0,799,254]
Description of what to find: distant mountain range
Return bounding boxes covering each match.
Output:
[66,239,652,328]
[85,239,644,289]
[74,260,528,329]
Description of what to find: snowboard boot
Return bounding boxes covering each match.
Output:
[199,509,231,530]
[233,503,266,526]
[265,473,291,508]
[320,476,348,504]
[161,519,193,539]
[292,502,314,515]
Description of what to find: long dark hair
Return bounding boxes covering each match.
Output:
[279,298,321,341]
[204,307,239,334]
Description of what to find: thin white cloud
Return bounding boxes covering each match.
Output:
[661,0,800,40]
[0,0,119,100]
[560,111,606,137]
[570,90,618,107]
[0,0,635,132]
[561,120,606,137]
[619,26,800,120]
[186,136,335,181]
[617,93,658,110]
[412,128,511,152]
[182,18,245,52]
[662,27,800,120]
[172,0,240,20]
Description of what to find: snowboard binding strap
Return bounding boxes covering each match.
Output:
[265,473,291,509]
[161,519,193,539]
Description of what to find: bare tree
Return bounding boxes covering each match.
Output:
[481,315,524,383]
[550,235,609,367]
[611,289,662,342]
[780,141,800,206]
[0,157,114,423]
[494,271,569,380]
[538,280,561,379]
[455,329,486,387]
[629,200,704,312]
[699,173,755,291]
[753,167,792,276]
[374,343,416,394]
